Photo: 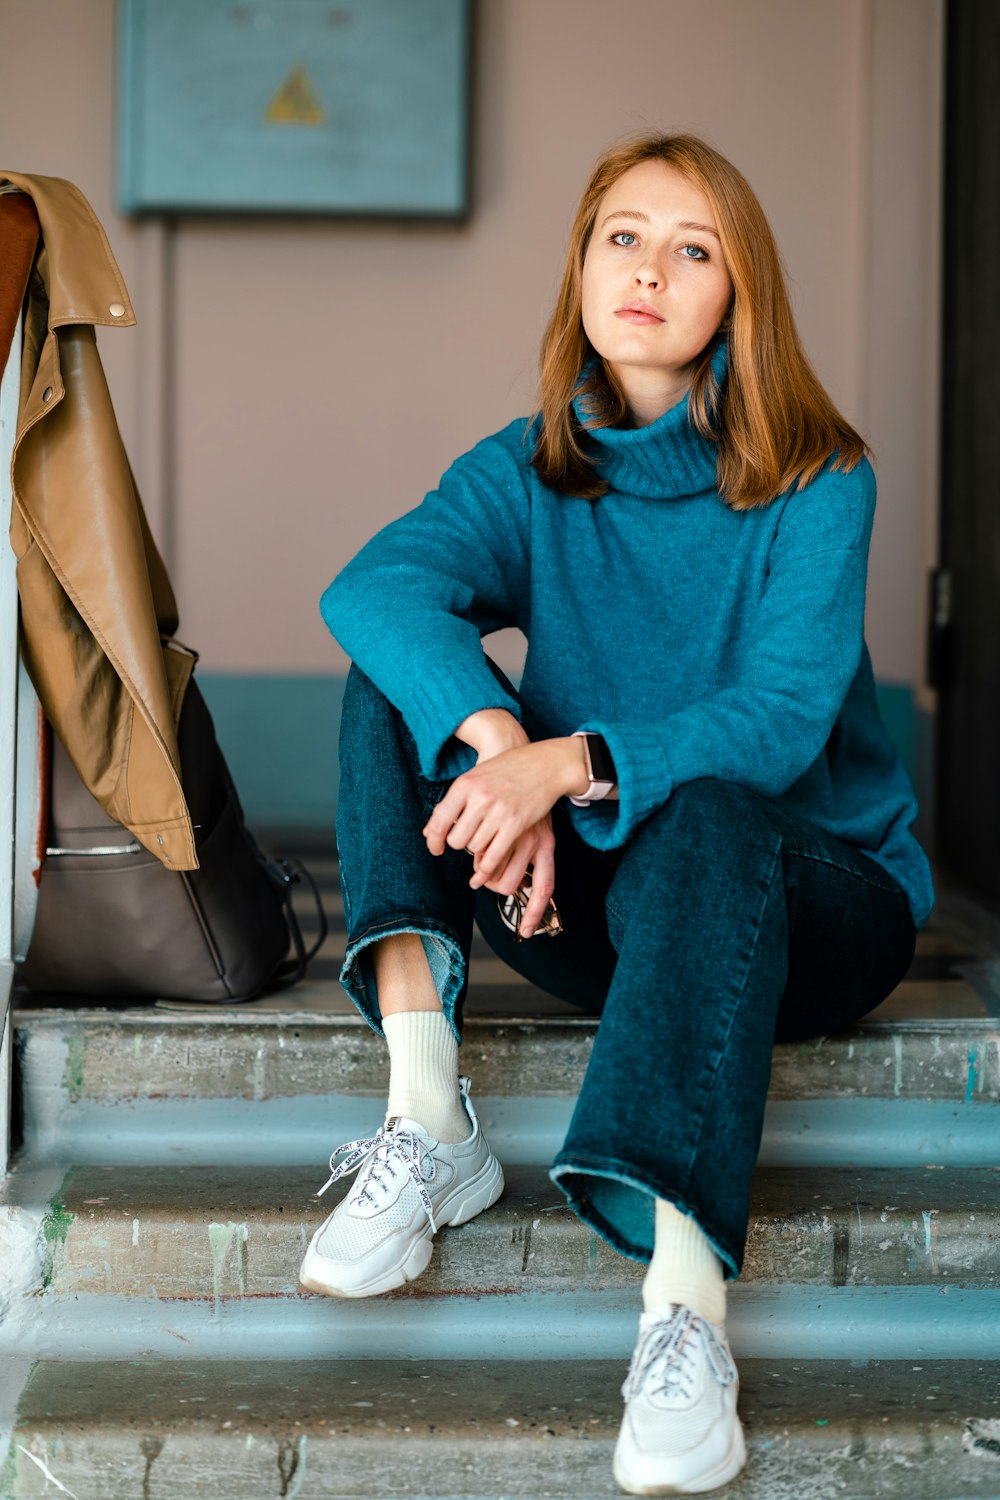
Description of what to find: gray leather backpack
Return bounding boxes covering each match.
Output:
[21,678,326,1002]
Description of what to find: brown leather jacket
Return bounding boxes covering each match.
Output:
[1,171,197,869]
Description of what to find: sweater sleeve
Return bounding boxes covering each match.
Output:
[320,425,532,781]
[569,459,877,849]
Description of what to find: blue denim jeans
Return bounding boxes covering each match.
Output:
[335,660,918,1281]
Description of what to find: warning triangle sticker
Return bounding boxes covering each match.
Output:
[264,65,326,126]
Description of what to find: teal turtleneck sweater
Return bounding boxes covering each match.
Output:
[320,349,935,930]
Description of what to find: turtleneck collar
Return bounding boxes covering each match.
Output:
[572,338,727,500]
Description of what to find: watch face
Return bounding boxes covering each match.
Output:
[587,734,615,784]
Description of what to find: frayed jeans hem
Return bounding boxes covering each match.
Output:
[339,917,467,1044]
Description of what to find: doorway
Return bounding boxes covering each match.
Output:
[933,0,1000,908]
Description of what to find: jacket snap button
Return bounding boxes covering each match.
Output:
[41,387,53,402]
[109,302,126,318]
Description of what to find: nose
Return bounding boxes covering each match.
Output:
[634,252,664,290]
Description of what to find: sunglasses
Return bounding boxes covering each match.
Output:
[496,869,563,943]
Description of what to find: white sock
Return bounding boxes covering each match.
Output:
[382,1010,470,1143]
[642,1199,727,1326]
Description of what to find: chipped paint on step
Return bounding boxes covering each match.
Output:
[966,1048,978,1104]
[15,1444,80,1499]
[963,1417,1000,1460]
[208,1221,249,1309]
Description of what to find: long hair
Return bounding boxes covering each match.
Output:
[532,133,866,508]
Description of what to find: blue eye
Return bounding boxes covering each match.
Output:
[680,243,708,260]
[612,232,637,247]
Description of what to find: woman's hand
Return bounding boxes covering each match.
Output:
[422,710,589,937]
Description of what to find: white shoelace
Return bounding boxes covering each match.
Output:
[316,1121,440,1231]
[622,1306,738,1404]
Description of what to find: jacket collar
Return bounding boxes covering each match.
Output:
[0,171,135,331]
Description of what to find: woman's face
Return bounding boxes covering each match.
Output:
[581,160,733,403]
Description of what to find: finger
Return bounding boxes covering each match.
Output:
[424,782,488,856]
[422,786,465,855]
[449,805,501,861]
[521,838,556,937]
[485,833,535,896]
[468,823,521,888]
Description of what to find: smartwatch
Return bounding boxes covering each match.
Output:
[568,731,616,806]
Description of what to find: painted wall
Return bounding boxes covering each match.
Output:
[0,0,942,838]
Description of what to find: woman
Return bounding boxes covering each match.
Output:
[303,133,934,1495]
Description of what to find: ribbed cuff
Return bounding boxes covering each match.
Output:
[407,664,521,780]
[642,1199,727,1325]
[568,720,673,851]
[383,1010,468,1143]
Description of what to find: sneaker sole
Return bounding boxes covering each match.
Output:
[612,1414,747,1496]
[299,1151,505,1299]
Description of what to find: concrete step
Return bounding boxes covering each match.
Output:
[14,1005,1000,1106]
[4,1356,1000,1499]
[12,1003,1000,1171]
[4,1285,1000,1365]
[10,1161,999,1303]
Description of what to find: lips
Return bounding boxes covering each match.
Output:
[615,301,663,324]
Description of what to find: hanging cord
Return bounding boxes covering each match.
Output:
[260,853,329,991]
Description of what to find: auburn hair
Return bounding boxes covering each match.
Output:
[531,133,867,508]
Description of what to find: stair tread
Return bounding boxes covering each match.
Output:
[12,971,994,1021]
[15,1161,1000,1299]
[27,1158,1000,1216]
[12,1005,1000,1107]
[7,1357,1000,1500]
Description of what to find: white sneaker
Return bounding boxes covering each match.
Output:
[613,1304,747,1495]
[299,1075,504,1298]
